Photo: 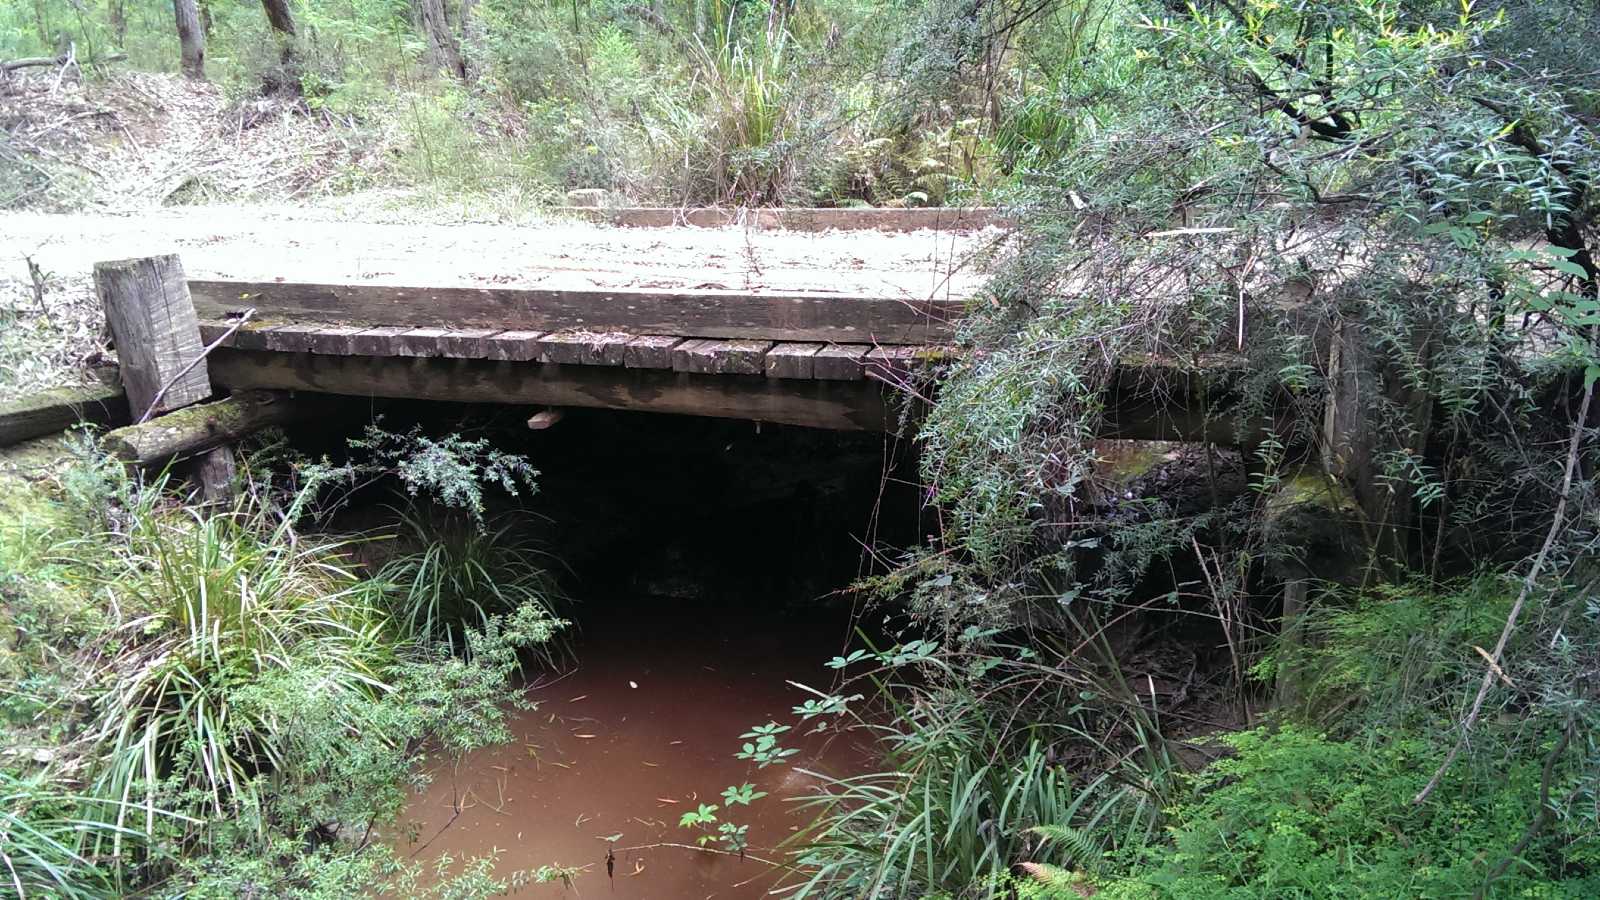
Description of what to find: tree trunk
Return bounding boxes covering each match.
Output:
[172,0,206,80]
[259,0,301,91]
[32,0,49,46]
[459,0,483,79]
[109,0,127,48]
[199,0,214,38]
[414,0,466,80]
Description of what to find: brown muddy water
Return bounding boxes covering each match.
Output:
[396,601,868,899]
[309,407,924,896]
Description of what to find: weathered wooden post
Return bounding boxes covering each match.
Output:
[1261,469,1368,708]
[93,254,234,503]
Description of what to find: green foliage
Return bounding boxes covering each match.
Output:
[376,504,567,654]
[333,424,540,522]
[83,504,391,853]
[0,433,567,894]
[0,770,130,898]
[1097,726,1598,898]
[789,634,1168,899]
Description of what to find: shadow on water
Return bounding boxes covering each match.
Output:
[337,406,924,897]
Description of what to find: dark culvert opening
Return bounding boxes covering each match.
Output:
[278,400,922,897]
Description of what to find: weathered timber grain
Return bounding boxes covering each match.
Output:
[230,323,284,351]
[623,335,683,369]
[864,346,936,383]
[812,345,869,381]
[101,390,304,465]
[710,340,773,375]
[348,326,415,356]
[188,280,958,344]
[193,447,237,505]
[439,329,500,358]
[393,328,452,357]
[538,331,629,366]
[95,255,211,416]
[207,350,898,432]
[483,331,545,361]
[260,324,327,352]
[671,339,719,374]
[766,343,821,379]
[0,378,129,447]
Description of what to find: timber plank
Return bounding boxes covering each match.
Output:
[813,345,870,381]
[0,377,129,447]
[348,326,415,356]
[394,327,452,357]
[623,335,683,369]
[864,346,938,382]
[303,325,368,355]
[188,280,958,344]
[766,343,821,379]
[671,339,720,374]
[538,331,630,366]
[439,329,500,358]
[95,255,210,417]
[672,339,774,375]
[207,349,897,432]
[483,330,545,362]
[230,323,287,352]
[710,340,773,375]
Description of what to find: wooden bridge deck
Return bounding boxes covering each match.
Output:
[71,209,1002,431]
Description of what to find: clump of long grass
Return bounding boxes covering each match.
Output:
[375,504,570,661]
[0,771,130,898]
[80,504,391,855]
[786,630,1173,898]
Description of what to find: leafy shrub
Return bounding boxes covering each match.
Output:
[375,504,568,656]
[1098,726,1599,899]
[83,506,392,852]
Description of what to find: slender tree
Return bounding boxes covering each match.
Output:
[414,0,467,80]
[260,0,301,90]
[172,0,206,79]
[109,0,127,48]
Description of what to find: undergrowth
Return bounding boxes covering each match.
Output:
[0,426,570,896]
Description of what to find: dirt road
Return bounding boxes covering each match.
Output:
[1,206,995,297]
[0,206,1000,392]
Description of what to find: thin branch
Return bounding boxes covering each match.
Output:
[135,308,254,424]
[1474,714,1578,898]
[1414,378,1594,804]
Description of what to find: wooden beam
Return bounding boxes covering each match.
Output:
[623,335,683,369]
[766,343,821,379]
[813,345,869,380]
[206,349,898,432]
[100,390,304,465]
[538,331,630,366]
[0,378,129,447]
[673,339,771,375]
[95,255,212,418]
[188,280,959,344]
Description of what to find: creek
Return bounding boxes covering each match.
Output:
[339,405,923,897]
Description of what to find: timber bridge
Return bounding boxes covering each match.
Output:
[2,207,1233,465]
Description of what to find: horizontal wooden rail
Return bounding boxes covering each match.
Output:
[199,321,941,383]
[0,375,129,447]
[189,281,962,345]
[208,350,907,432]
